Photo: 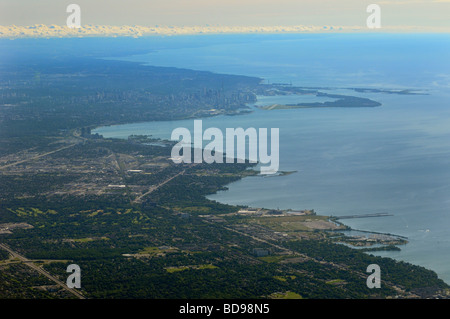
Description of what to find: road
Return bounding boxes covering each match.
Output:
[0,143,77,170]
[133,169,186,203]
[201,219,407,295]
[0,243,86,299]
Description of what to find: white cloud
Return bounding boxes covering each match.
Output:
[1,23,449,39]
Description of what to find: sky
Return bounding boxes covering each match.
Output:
[0,0,449,29]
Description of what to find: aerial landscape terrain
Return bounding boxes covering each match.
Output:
[0,37,449,301]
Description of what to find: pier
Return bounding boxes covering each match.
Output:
[334,212,393,220]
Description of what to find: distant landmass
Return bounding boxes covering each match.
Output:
[255,86,383,110]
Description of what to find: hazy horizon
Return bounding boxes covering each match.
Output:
[1,0,449,31]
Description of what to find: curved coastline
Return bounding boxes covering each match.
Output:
[92,85,450,286]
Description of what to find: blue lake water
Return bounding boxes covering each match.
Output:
[95,33,450,283]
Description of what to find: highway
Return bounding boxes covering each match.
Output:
[133,169,186,203]
[0,242,86,299]
[0,143,77,170]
